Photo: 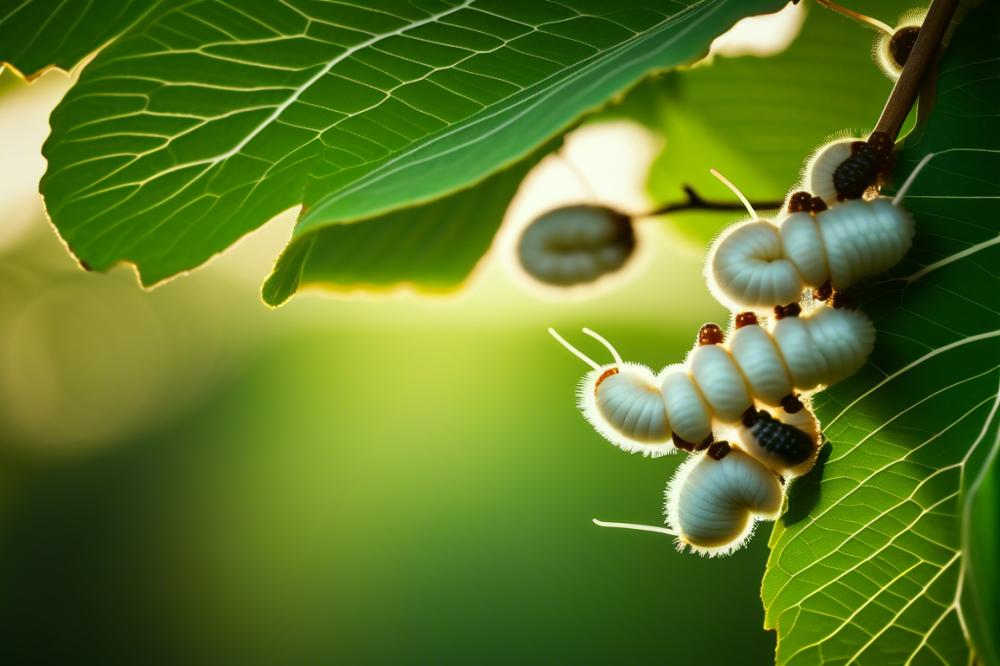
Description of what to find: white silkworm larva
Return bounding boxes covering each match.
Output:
[548,305,870,468]
[594,445,785,556]
[517,205,635,287]
[701,146,980,311]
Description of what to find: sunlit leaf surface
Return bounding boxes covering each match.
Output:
[601,1,913,244]
[762,5,1000,664]
[262,141,549,304]
[34,0,782,293]
[0,1,170,79]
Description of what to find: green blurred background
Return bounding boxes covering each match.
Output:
[0,3,911,663]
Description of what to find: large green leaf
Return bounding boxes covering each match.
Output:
[35,0,783,293]
[262,141,549,305]
[762,5,1000,665]
[602,1,911,243]
[0,1,176,79]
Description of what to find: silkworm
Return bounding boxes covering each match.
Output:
[548,305,870,464]
[517,205,635,286]
[594,445,785,556]
[704,147,930,311]
[874,9,927,79]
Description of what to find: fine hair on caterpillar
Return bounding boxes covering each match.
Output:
[814,0,927,80]
[594,446,785,556]
[706,149,968,312]
[548,304,860,470]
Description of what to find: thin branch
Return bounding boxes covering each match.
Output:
[642,185,784,217]
[873,0,960,140]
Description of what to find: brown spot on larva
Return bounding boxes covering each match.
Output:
[813,281,833,301]
[594,367,619,393]
[889,26,920,68]
[808,196,827,214]
[777,474,787,486]
[741,406,758,427]
[698,323,724,345]
[672,433,695,452]
[773,303,801,319]
[707,440,731,460]
[788,191,812,213]
[695,435,714,452]
[735,311,758,328]
[781,394,804,414]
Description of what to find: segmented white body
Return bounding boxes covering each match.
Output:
[565,149,958,556]
[517,205,634,286]
[665,449,784,556]
[706,199,914,311]
[573,306,872,457]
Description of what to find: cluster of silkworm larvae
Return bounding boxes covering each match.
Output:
[552,134,941,556]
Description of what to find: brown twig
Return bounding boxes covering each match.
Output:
[643,185,784,217]
[872,0,960,141]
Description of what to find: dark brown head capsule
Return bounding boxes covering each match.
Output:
[832,131,893,200]
[735,311,758,329]
[780,394,804,414]
[773,303,801,319]
[698,323,724,345]
[788,191,812,213]
[889,26,920,69]
[707,440,732,460]
[744,410,815,466]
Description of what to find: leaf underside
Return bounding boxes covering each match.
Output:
[762,5,1000,665]
[28,0,783,299]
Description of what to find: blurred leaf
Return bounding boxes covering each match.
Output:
[603,1,912,243]
[36,0,784,295]
[964,445,1000,666]
[0,1,173,79]
[762,5,1000,665]
[262,142,549,305]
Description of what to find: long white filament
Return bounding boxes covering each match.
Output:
[548,327,601,371]
[814,0,893,35]
[582,327,624,368]
[893,152,936,205]
[593,518,678,536]
[710,168,757,219]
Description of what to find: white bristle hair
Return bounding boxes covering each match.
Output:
[804,138,858,205]
[706,220,805,312]
[704,201,913,311]
[548,327,675,458]
[577,363,675,457]
[665,449,784,556]
[874,9,928,80]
